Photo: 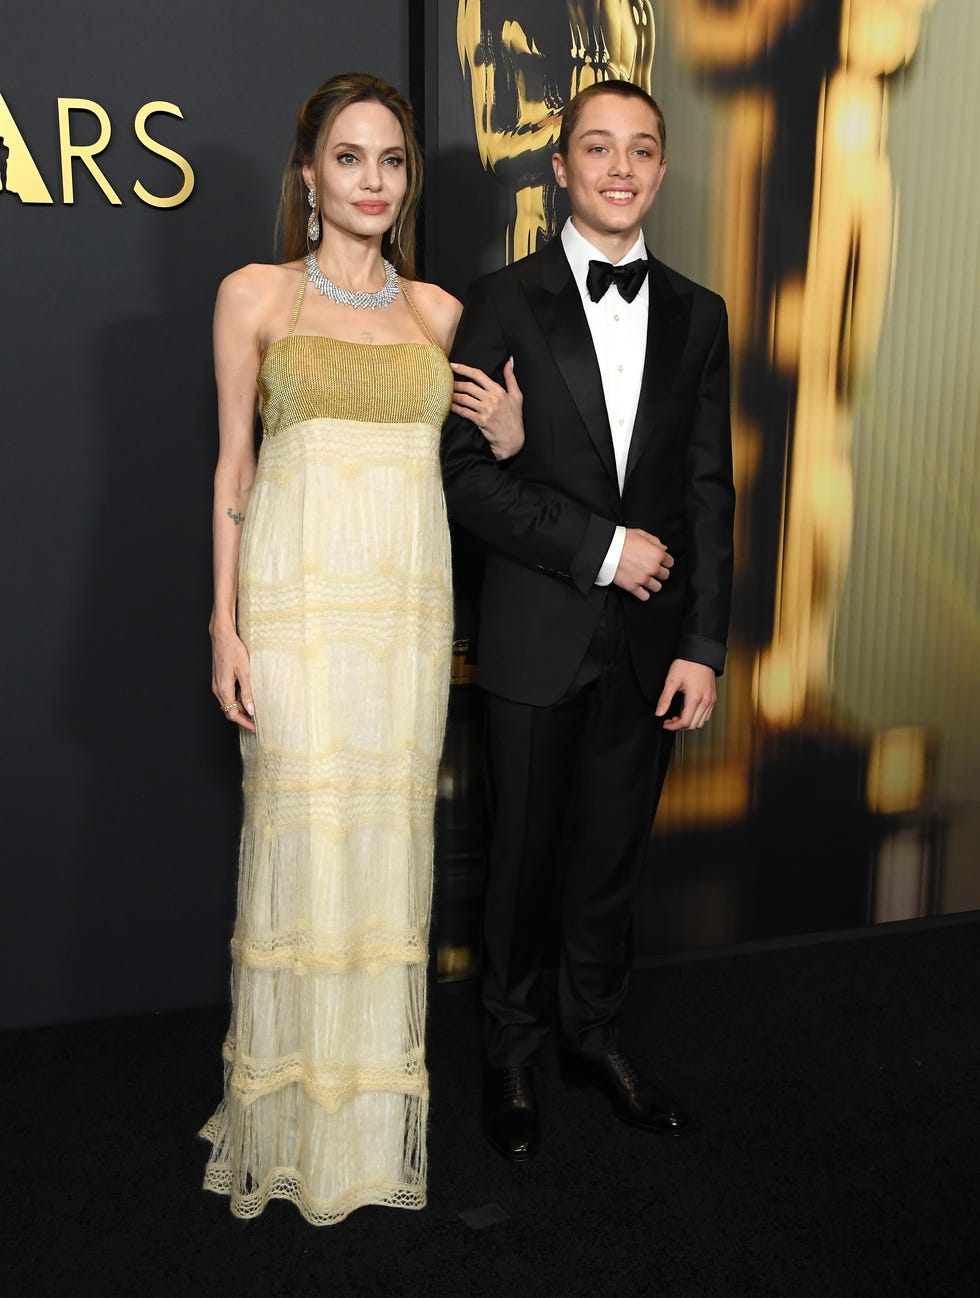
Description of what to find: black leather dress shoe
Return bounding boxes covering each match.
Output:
[481,1065,541,1162]
[563,1050,692,1136]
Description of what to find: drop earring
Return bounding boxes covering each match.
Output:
[307,186,320,243]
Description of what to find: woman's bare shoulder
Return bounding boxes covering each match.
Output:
[218,260,303,308]
[405,279,464,351]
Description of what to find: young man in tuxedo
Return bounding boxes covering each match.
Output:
[442,81,735,1161]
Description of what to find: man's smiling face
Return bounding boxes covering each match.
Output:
[553,91,667,258]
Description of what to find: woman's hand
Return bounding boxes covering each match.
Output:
[450,357,525,460]
[210,624,256,732]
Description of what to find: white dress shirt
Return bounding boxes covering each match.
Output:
[560,218,649,586]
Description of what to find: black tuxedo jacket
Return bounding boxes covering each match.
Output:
[441,238,735,707]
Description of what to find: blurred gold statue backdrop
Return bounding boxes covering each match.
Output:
[432,0,979,971]
[457,0,656,259]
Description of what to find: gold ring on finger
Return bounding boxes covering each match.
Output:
[220,701,239,712]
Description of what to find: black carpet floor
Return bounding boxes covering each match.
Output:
[4,917,979,1298]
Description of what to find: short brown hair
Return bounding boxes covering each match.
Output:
[278,72,423,277]
[557,81,666,160]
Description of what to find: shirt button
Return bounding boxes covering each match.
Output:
[613,314,620,322]
[618,419,624,426]
[617,365,624,373]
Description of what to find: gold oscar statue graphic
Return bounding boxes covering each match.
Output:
[671,0,941,929]
[675,0,937,731]
[0,89,54,202]
[457,0,655,262]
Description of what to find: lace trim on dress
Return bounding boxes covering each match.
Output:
[221,1040,427,1108]
[231,926,428,974]
[200,1157,426,1225]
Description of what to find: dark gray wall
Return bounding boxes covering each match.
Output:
[1,0,407,1028]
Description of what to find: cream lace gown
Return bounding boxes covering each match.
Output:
[201,277,453,1224]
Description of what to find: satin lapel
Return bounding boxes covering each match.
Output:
[521,241,618,487]
[624,255,692,487]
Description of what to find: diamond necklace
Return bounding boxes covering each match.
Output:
[304,252,400,309]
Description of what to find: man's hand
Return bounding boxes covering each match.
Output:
[613,529,674,601]
[656,659,717,731]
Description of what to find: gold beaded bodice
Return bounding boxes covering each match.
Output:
[257,336,452,438]
[256,271,452,438]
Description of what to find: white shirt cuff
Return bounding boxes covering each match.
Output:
[595,526,626,587]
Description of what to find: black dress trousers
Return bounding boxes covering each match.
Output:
[481,590,675,1066]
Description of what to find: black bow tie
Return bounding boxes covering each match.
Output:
[586,258,648,303]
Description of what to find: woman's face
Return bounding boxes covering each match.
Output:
[303,100,408,246]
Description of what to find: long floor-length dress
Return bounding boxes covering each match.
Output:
[201,273,454,1225]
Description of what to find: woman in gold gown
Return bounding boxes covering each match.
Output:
[201,72,521,1224]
